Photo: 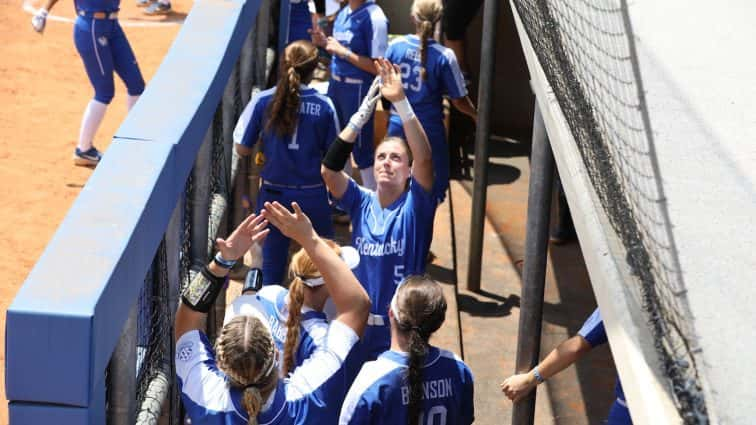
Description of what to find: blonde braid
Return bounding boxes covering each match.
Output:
[283,275,305,376]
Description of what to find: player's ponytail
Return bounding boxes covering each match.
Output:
[411,0,444,82]
[215,316,279,425]
[391,275,447,425]
[283,240,341,376]
[266,40,319,136]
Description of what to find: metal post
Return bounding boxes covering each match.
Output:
[512,103,554,425]
[466,0,499,292]
[108,302,138,425]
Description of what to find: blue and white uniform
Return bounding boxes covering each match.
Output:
[327,0,388,170]
[339,347,474,425]
[73,0,145,104]
[385,35,467,203]
[336,177,437,360]
[234,85,340,285]
[578,308,633,425]
[284,0,316,45]
[176,320,359,425]
[224,286,329,377]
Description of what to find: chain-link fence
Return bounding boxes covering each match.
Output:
[104,1,278,422]
[511,0,708,423]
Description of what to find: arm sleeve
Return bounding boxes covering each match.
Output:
[367,9,388,58]
[176,331,235,418]
[577,308,607,347]
[234,92,264,148]
[322,97,341,153]
[460,364,475,425]
[339,394,373,425]
[409,176,436,213]
[441,48,468,99]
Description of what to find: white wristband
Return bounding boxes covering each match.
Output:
[393,97,416,123]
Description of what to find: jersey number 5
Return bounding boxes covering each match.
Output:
[399,63,423,92]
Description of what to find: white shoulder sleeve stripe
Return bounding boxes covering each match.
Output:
[339,357,403,425]
[367,6,388,58]
[438,45,468,97]
[233,87,274,145]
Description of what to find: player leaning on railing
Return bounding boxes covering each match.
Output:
[174,204,370,424]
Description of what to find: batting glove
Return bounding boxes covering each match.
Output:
[31,8,48,33]
[347,76,382,132]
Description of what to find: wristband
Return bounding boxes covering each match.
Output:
[322,136,355,171]
[242,268,263,294]
[213,252,237,269]
[181,266,227,313]
[533,366,545,384]
[393,97,416,123]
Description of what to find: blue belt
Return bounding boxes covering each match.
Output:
[262,179,324,190]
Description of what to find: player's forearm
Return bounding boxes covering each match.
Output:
[402,114,434,189]
[537,335,591,380]
[451,96,478,123]
[174,261,228,340]
[43,0,58,11]
[342,52,378,75]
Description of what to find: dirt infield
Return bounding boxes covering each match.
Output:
[0,0,186,417]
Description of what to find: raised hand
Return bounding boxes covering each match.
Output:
[31,8,48,33]
[347,76,382,131]
[215,214,269,262]
[375,58,406,103]
[261,201,316,246]
[325,36,348,58]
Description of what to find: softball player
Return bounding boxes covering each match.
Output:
[501,308,632,424]
[284,0,318,46]
[339,275,475,425]
[175,203,370,425]
[384,0,477,203]
[234,40,339,286]
[322,59,437,361]
[311,0,388,190]
[31,0,145,166]
[224,240,360,377]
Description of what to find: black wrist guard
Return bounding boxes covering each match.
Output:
[181,266,226,313]
[242,268,263,294]
[322,137,354,171]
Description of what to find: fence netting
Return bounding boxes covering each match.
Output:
[104,0,276,422]
[511,0,708,423]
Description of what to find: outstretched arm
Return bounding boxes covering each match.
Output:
[321,76,382,198]
[500,335,592,402]
[174,214,269,340]
[375,58,433,191]
[262,201,370,336]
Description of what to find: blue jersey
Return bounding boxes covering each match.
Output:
[74,0,120,12]
[286,0,315,44]
[176,320,359,425]
[234,85,340,186]
[330,1,388,81]
[339,347,474,425]
[336,177,437,316]
[578,308,631,424]
[224,286,329,377]
[385,35,467,127]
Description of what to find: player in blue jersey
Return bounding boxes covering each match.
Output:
[310,0,388,190]
[224,239,360,377]
[175,204,370,425]
[501,308,632,424]
[384,0,477,203]
[31,0,146,166]
[235,40,340,286]
[322,59,437,361]
[284,0,318,45]
[339,275,475,425]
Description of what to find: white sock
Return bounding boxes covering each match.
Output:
[78,99,108,151]
[126,94,140,111]
[360,167,376,191]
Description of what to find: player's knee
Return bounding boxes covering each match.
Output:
[126,78,146,97]
[94,90,115,104]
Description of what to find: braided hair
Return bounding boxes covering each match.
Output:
[283,240,341,376]
[266,40,319,136]
[215,316,279,425]
[391,275,447,425]
[411,0,443,82]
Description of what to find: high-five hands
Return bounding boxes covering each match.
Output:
[261,202,317,247]
[374,58,406,103]
[215,214,269,262]
[347,76,382,132]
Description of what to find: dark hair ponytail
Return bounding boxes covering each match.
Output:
[392,275,447,425]
[265,40,319,136]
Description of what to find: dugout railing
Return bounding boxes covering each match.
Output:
[4,0,276,422]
